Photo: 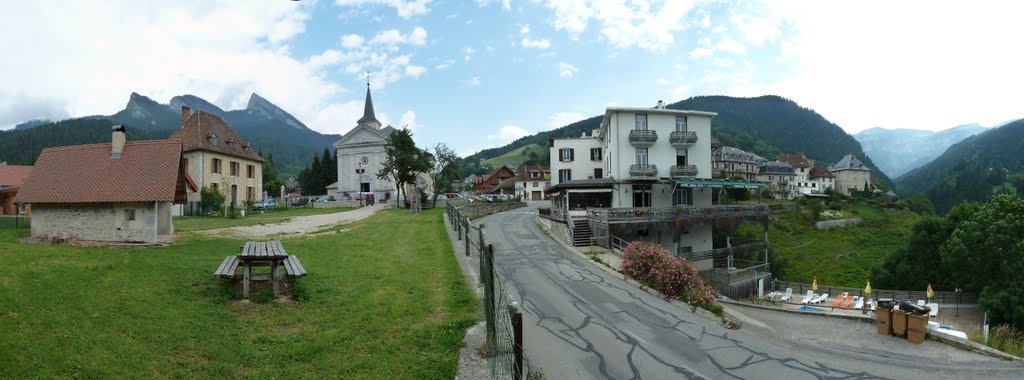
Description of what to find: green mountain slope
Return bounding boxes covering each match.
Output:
[463,95,890,185]
[481,144,545,168]
[896,119,1024,214]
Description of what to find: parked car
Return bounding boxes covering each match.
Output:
[353,192,375,205]
[290,196,309,207]
[314,195,336,203]
[251,198,277,210]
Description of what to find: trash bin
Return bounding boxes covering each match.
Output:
[892,310,909,338]
[907,313,929,344]
[875,308,893,335]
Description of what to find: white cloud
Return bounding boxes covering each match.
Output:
[340,34,365,48]
[461,76,481,86]
[546,112,587,130]
[655,77,670,86]
[404,65,426,77]
[688,47,712,59]
[558,62,579,78]
[464,47,476,62]
[334,0,431,19]
[477,0,512,11]
[370,26,428,46]
[398,110,419,131]
[545,0,593,39]
[544,0,694,52]
[716,37,747,55]
[487,125,530,142]
[434,59,456,70]
[521,37,551,49]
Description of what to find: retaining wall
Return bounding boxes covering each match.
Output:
[457,202,527,220]
[815,217,862,230]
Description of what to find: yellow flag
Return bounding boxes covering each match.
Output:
[812,276,817,291]
[927,283,934,299]
[865,280,872,295]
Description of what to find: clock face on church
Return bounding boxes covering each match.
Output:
[359,156,369,166]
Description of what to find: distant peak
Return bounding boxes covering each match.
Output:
[244,93,309,131]
[246,92,275,111]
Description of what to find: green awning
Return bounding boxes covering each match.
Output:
[674,178,765,189]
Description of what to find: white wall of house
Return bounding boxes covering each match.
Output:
[549,136,603,186]
[602,108,714,181]
[30,201,173,243]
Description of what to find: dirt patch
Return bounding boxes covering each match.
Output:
[200,205,383,238]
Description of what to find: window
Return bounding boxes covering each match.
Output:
[558,169,572,182]
[124,209,135,221]
[594,168,603,178]
[632,184,652,207]
[635,148,648,166]
[230,161,239,176]
[356,168,365,174]
[673,188,692,206]
[212,158,222,174]
[590,148,602,161]
[247,165,255,179]
[676,149,688,166]
[247,186,254,201]
[675,115,687,132]
[635,114,648,130]
[559,148,574,162]
[208,133,218,145]
[533,181,539,187]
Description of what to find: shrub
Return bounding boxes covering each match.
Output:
[620,241,721,315]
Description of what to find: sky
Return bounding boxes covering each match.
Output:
[2,1,1023,157]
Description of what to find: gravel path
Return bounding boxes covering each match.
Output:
[201,205,385,238]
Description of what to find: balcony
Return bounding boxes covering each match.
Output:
[629,164,658,178]
[628,129,658,147]
[670,165,698,178]
[669,131,698,147]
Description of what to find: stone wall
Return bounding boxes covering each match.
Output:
[312,200,363,209]
[547,218,572,247]
[457,202,527,220]
[814,217,862,230]
[31,202,168,243]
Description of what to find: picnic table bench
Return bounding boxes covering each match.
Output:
[213,240,307,299]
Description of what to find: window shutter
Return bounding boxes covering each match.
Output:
[569,149,575,161]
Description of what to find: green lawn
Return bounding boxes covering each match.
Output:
[481,143,545,169]
[174,207,355,232]
[0,208,478,379]
[767,203,921,287]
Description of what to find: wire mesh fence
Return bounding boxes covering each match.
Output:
[448,203,540,380]
[0,213,30,229]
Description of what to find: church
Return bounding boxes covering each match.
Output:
[332,84,399,202]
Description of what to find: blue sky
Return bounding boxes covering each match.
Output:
[2,1,1023,157]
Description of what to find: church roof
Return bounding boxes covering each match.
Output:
[356,85,381,128]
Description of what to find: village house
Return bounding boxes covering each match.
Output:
[830,154,872,195]
[546,101,770,279]
[514,165,551,200]
[0,164,33,215]
[14,126,193,244]
[474,164,516,195]
[776,152,814,195]
[756,160,797,199]
[548,129,605,187]
[808,166,835,194]
[712,146,765,181]
[170,106,264,208]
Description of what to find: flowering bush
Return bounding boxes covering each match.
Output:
[620,241,722,316]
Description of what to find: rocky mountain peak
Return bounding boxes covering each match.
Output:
[169,94,225,116]
[245,93,308,131]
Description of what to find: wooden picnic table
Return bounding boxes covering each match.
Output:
[238,241,289,299]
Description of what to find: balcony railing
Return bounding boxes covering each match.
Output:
[628,129,658,147]
[628,164,658,178]
[589,204,770,224]
[669,131,698,147]
[670,165,698,178]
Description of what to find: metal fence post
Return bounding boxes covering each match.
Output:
[510,302,524,380]
[484,243,496,357]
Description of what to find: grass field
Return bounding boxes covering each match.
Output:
[481,144,545,169]
[766,203,921,288]
[0,208,478,379]
[174,207,354,232]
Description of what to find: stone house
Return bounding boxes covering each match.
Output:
[0,164,33,215]
[170,106,264,207]
[712,146,765,181]
[830,154,872,195]
[15,126,193,244]
[808,166,835,194]
[756,160,797,199]
[776,152,815,195]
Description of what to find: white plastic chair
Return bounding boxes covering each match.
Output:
[800,290,815,304]
[780,288,794,302]
[854,297,865,310]
[929,303,938,317]
[917,300,926,306]
[811,293,828,305]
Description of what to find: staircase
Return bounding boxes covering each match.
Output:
[571,219,593,246]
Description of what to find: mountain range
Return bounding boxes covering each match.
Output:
[2,92,339,177]
[896,119,1024,214]
[464,95,892,185]
[853,124,988,178]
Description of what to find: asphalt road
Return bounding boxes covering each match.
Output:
[477,204,1023,380]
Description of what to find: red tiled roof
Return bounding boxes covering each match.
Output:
[168,110,264,162]
[808,166,835,179]
[14,140,187,204]
[776,153,811,168]
[0,165,33,187]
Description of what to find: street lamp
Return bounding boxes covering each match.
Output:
[955,288,961,317]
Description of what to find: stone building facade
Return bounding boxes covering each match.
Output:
[170,107,264,206]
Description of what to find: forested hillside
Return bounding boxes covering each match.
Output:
[0,119,170,165]
[896,119,1024,214]
[462,95,890,185]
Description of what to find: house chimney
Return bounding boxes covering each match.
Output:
[181,105,190,128]
[656,100,665,109]
[111,125,126,158]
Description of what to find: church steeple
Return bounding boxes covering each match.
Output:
[356,77,382,129]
